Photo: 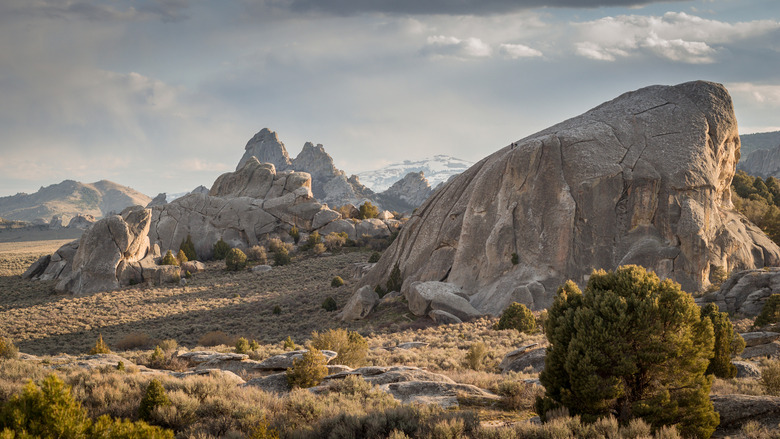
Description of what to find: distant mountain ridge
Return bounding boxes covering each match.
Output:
[0,180,151,224]
[356,155,473,192]
[738,131,780,178]
[740,131,780,159]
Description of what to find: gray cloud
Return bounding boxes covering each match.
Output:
[0,0,190,22]
[259,0,688,16]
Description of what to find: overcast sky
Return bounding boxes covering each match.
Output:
[0,0,778,197]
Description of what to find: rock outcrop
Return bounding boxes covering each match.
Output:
[698,269,780,316]
[357,81,780,315]
[24,207,173,294]
[738,143,780,178]
[147,193,168,207]
[375,171,433,213]
[147,158,343,259]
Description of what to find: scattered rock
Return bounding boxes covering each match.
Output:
[181,260,206,273]
[255,350,337,370]
[499,344,540,371]
[178,351,249,366]
[325,366,455,386]
[500,347,546,374]
[172,369,246,385]
[741,331,780,347]
[351,262,376,280]
[699,269,780,316]
[147,193,168,208]
[429,310,462,325]
[396,342,429,350]
[406,281,481,321]
[378,381,499,409]
[711,394,780,432]
[338,286,379,321]
[244,372,291,393]
[741,342,780,359]
[251,265,272,273]
[733,361,762,379]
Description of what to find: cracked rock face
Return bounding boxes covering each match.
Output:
[358,81,780,315]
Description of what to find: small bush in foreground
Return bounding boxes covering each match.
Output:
[212,239,231,260]
[160,250,178,266]
[358,201,379,220]
[89,334,111,355]
[0,336,18,359]
[283,336,296,350]
[368,251,381,263]
[179,234,197,261]
[464,342,488,371]
[494,302,537,333]
[331,276,344,288]
[225,248,248,271]
[247,245,267,263]
[198,331,233,347]
[289,225,300,244]
[511,252,519,265]
[274,248,291,266]
[273,305,282,315]
[235,337,251,354]
[310,328,368,368]
[286,348,328,389]
[321,297,338,312]
[755,294,780,328]
[175,249,188,265]
[761,359,780,396]
[138,379,170,422]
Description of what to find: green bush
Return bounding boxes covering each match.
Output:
[138,379,170,422]
[358,201,379,220]
[179,234,197,261]
[307,231,322,247]
[331,276,344,288]
[273,305,282,315]
[160,250,178,266]
[755,294,780,328]
[283,336,296,350]
[175,249,188,264]
[273,248,291,266]
[249,339,260,351]
[464,342,488,371]
[701,303,745,378]
[0,336,18,359]
[225,248,248,271]
[212,239,231,260]
[148,346,166,369]
[310,328,368,368]
[235,337,250,354]
[537,265,718,439]
[761,359,780,396]
[0,374,172,438]
[89,334,111,355]
[368,252,381,263]
[247,245,267,263]
[289,225,300,244]
[324,232,348,251]
[494,302,537,333]
[386,263,402,293]
[511,253,519,265]
[286,348,329,389]
[321,297,338,312]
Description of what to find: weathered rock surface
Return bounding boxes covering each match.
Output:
[325,366,455,386]
[147,193,168,207]
[741,341,780,359]
[178,351,249,365]
[500,347,547,373]
[376,171,433,212]
[378,381,499,409]
[732,360,761,378]
[255,350,338,370]
[499,344,540,370]
[338,285,379,321]
[406,281,481,321]
[359,81,780,315]
[740,331,780,347]
[711,394,780,432]
[429,309,462,324]
[698,269,780,317]
[244,372,290,393]
[67,214,97,229]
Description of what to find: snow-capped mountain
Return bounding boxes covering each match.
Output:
[356,155,473,192]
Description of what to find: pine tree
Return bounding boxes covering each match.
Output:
[701,303,744,378]
[179,234,197,261]
[537,265,719,438]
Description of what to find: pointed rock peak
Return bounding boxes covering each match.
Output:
[237,128,292,171]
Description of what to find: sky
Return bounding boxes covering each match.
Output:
[0,0,778,197]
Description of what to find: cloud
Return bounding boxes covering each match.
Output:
[422,35,492,59]
[727,83,780,107]
[0,0,190,23]
[499,43,543,58]
[572,12,780,63]
[264,0,689,16]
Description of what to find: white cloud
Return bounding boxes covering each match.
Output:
[572,12,780,63]
[499,43,543,59]
[423,35,492,59]
[727,83,780,106]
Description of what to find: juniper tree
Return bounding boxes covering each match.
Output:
[537,265,719,438]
